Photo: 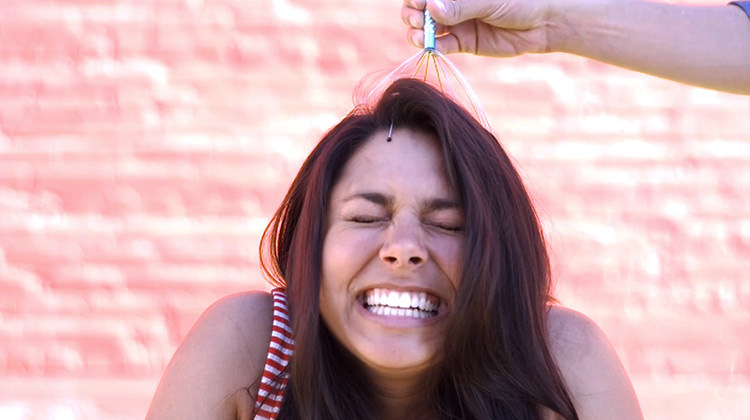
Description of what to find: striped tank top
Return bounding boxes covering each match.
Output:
[253,288,295,419]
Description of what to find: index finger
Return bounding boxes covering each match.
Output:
[402,4,425,28]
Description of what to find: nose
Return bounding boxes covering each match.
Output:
[379,220,428,269]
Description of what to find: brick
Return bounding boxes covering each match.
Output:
[0,0,748,417]
[120,262,263,291]
[0,377,158,418]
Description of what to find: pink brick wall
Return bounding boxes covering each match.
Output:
[1,0,748,418]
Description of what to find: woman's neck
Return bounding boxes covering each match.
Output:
[367,366,434,420]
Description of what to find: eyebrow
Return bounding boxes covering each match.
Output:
[423,197,461,212]
[342,192,391,206]
[341,192,460,211]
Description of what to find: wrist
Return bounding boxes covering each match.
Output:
[543,0,579,54]
[543,0,608,54]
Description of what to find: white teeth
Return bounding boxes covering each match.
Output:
[399,293,411,308]
[362,288,440,318]
[366,305,428,319]
[379,292,388,306]
[388,291,400,307]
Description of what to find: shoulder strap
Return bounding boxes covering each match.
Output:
[729,1,750,20]
[253,288,295,419]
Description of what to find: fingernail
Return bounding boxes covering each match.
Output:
[412,32,423,47]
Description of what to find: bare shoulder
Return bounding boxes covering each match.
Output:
[146,291,274,420]
[546,306,643,420]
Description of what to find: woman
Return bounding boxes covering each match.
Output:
[145,79,642,420]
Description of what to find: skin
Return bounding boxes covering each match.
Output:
[320,128,464,418]
[402,0,750,94]
[145,129,643,420]
[145,292,274,420]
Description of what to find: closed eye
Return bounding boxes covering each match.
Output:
[426,222,463,233]
[349,216,388,224]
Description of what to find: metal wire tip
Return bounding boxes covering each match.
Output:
[358,7,491,132]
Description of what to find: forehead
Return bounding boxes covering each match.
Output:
[331,128,455,200]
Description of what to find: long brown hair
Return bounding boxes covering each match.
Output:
[260,78,578,420]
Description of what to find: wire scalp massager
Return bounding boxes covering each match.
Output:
[364,8,491,131]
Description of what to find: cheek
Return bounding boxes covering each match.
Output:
[430,237,465,288]
[321,228,382,281]
[320,229,382,320]
[319,230,380,336]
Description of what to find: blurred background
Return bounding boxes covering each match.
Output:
[1,0,749,419]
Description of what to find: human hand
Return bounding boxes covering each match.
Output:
[401,0,554,56]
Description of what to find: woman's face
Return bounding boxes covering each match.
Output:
[320,127,464,376]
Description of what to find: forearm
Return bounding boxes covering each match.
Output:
[546,0,750,94]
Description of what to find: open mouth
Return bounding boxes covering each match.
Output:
[359,288,440,319]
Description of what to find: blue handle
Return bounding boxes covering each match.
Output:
[424,9,436,50]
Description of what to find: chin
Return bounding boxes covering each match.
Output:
[348,336,440,373]
[321,302,447,374]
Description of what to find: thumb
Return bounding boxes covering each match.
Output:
[428,0,487,26]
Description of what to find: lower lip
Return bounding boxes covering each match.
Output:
[355,300,445,328]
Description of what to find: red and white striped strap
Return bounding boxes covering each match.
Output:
[253,288,295,419]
